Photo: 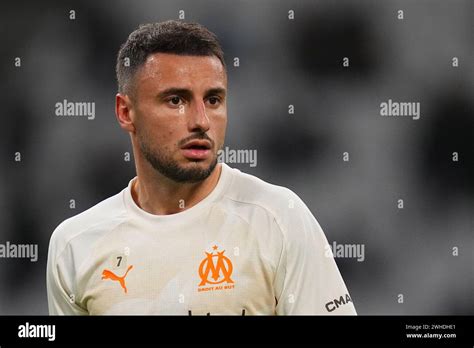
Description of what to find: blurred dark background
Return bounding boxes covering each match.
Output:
[0,0,472,314]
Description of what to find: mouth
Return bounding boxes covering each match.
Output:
[181,140,212,160]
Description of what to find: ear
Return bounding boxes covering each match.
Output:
[115,93,136,133]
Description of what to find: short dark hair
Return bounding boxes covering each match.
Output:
[116,20,226,95]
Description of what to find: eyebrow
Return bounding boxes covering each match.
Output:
[204,88,227,98]
[157,87,226,100]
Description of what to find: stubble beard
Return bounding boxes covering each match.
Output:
[138,133,219,184]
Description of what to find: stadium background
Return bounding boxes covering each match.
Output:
[0,0,473,314]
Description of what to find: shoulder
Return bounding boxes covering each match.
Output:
[223,165,316,233]
[48,189,128,259]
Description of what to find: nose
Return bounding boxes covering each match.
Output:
[187,99,210,133]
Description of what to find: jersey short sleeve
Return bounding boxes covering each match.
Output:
[47,222,88,315]
[273,193,357,315]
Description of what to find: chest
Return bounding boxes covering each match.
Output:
[80,223,278,315]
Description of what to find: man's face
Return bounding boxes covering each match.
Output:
[129,53,227,183]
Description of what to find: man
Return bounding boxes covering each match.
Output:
[47,20,356,315]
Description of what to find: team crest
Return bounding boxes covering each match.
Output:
[198,245,235,292]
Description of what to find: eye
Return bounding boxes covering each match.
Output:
[165,95,185,107]
[207,96,220,105]
[169,96,182,105]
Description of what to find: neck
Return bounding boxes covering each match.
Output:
[131,162,222,215]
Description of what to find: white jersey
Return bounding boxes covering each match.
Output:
[47,163,356,315]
